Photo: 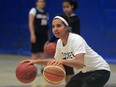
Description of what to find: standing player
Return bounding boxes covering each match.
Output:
[29,0,49,86]
[62,0,80,34]
[29,0,49,60]
[49,0,80,41]
[22,15,110,87]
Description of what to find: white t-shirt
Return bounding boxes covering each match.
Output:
[54,33,110,73]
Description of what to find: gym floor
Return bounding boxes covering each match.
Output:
[0,54,116,87]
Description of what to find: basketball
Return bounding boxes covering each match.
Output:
[15,61,37,83]
[43,64,66,84]
[44,42,56,57]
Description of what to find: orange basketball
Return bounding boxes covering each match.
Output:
[44,42,56,57]
[15,61,37,83]
[43,64,66,84]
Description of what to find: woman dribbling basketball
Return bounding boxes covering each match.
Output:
[22,15,110,87]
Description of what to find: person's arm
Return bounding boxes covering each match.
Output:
[47,53,84,69]
[20,58,55,65]
[61,53,84,69]
[20,53,84,68]
[29,8,36,43]
[29,14,36,43]
[29,14,35,36]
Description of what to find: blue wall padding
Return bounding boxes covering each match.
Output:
[0,0,116,63]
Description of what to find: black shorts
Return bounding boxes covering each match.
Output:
[31,34,48,53]
[63,65,74,75]
[65,70,110,87]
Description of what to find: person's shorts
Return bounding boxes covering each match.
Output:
[65,70,110,87]
[31,34,48,53]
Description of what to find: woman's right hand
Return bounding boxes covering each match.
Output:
[20,59,39,65]
[30,34,36,43]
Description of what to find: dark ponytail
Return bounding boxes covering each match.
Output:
[63,0,79,10]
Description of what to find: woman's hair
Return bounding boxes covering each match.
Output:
[62,0,78,10]
[54,14,69,26]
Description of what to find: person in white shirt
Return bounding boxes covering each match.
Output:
[29,0,49,60]
[29,0,49,86]
[22,15,110,87]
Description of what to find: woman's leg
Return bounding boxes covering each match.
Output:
[83,70,110,87]
[65,72,84,87]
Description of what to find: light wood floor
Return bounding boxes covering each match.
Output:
[0,54,116,87]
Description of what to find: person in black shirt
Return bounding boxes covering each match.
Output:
[49,0,80,42]
[63,0,80,34]
[29,0,49,60]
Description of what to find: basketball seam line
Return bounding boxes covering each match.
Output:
[43,73,65,84]
[44,65,66,75]
[44,71,64,77]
